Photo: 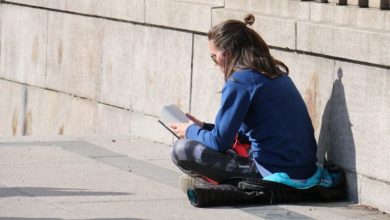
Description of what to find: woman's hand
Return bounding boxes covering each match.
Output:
[169,122,193,139]
[169,113,204,139]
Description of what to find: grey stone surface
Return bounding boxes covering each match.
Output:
[58,200,259,220]
[387,11,390,31]
[24,86,69,136]
[328,0,347,4]
[64,0,95,15]
[359,174,390,214]
[7,0,145,23]
[0,197,81,219]
[87,137,178,172]
[0,145,85,165]
[369,0,389,9]
[225,0,311,20]
[273,201,390,219]
[65,0,145,23]
[64,95,98,136]
[130,25,192,116]
[100,19,133,109]
[25,86,97,136]
[212,8,297,50]
[2,58,186,141]
[325,61,390,181]
[0,4,47,87]
[95,0,145,22]
[347,0,359,5]
[314,60,390,211]
[297,21,390,66]
[347,0,368,6]
[268,52,390,212]
[129,111,175,145]
[145,0,219,33]
[175,0,224,4]
[5,0,66,9]
[95,103,131,135]
[310,3,390,31]
[24,87,132,138]
[191,35,224,123]
[1,1,390,215]
[46,11,103,100]
[0,80,26,137]
[0,4,1,45]
[0,137,390,219]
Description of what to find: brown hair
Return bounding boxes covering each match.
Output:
[208,14,289,81]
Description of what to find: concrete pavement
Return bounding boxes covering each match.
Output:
[0,136,389,220]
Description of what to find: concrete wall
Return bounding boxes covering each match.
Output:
[0,0,389,213]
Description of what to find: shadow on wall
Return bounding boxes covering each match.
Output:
[317,68,358,203]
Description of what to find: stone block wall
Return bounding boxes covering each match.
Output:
[0,0,389,213]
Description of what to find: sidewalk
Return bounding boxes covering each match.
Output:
[0,136,389,220]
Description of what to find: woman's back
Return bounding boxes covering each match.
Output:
[230,69,318,179]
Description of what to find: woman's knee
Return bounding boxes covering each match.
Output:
[171,139,196,162]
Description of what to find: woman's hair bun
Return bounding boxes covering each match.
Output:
[244,14,255,26]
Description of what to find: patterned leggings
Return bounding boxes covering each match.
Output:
[171,139,262,184]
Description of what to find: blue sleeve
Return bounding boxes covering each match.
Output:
[185,82,251,152]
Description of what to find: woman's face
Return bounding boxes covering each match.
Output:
[208,40,225,73]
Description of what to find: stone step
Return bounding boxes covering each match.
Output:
[328,0,348,5]
[145,0,223,33]
[297,20,390,66]
[212,8,297,50]
[6,0,145,23]
[369,0,390,9]
[310,2,390,31]
[225,0,390,31]
[213,7,390,66]
[224,0,312,20]
[347,0,368,7]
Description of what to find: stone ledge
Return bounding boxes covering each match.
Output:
[212,8,297,50]
[310,2,390,31]
[225,0,311,20]
[173,0,224,5]
[4,0,144,23]
[145,0,223,33]
[297,21,390,66]
[3,0,66,10]
[369,0,389,9]
[68,0,145,23]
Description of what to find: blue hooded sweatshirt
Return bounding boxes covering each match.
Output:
[185,69,317,179]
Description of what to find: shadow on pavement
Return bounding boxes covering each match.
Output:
[0,218,144,220]
[0,187,131,197]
